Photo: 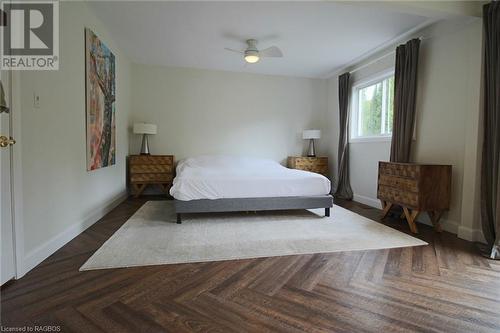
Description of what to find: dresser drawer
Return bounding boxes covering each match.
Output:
[294,158,328,167]
[130,164,173,174]
[129,155,173,165]
[298,165,328,174]
[378,185,419,208]
[379,162,420,179]
[378,174,419,192]
[131,173,173,183]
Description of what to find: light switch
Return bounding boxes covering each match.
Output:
[33,92,40,108]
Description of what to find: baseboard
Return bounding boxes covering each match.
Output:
[352,194,382,209]
[416,216,459,235]
[458,225,486,243]
[21,191,128,277]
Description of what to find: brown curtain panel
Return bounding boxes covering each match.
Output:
[334,72,353,200]
[390,38,420,163]
[481,2,500,259]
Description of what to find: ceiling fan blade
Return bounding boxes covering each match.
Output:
[259,46,283,58]
[224,47,244,54]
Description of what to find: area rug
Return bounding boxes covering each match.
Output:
[80,201,427,271]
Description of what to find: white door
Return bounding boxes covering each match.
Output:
[1,68,16,285]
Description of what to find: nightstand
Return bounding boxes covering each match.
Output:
[287,156,329,177]
[129,155,174,197]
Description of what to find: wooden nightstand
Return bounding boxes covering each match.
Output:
[129,155,174,197]
[287,156,329,177]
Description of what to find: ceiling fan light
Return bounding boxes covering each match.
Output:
[244,54,260,63]
[244,50,260,63]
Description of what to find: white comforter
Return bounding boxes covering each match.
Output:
[170,155,331,201]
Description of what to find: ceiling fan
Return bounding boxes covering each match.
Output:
[224,39,283,64]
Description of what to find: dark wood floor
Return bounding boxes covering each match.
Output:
[1,197,499,333]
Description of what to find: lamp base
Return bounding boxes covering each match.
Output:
[140,134,150,155]
[307,139,316,157]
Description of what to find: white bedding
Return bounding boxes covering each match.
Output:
[169,155,331,201]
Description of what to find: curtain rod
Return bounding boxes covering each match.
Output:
[346,36,428,75]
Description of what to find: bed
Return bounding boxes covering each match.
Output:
[169,155,333,223]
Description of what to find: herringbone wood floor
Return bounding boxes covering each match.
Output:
[1,197,499,333]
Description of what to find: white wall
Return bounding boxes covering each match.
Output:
[412,18,482,236]
[16,1,132,272]
[130,65,328,164]
[327,18,484,240]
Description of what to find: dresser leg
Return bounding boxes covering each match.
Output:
[177,213,182,224]
[158,183,169,195]
[381,200,393,219]
[402,207,419,234]
[132,183,147,198]
[325,207,330,217]
[428,211,443,232]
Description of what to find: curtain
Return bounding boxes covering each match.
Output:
[334,72,353,200]
[390,38,420,163]
[481,1,500,259]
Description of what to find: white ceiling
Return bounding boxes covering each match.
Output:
[89,1,430,78]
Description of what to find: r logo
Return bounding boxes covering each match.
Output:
[1,1,59,69]
[3,2,53,55]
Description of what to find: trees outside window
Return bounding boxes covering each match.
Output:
[351,74,394,140]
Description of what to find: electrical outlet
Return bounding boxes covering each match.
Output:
[33,92,40,108]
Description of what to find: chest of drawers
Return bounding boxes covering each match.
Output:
[377,161,451,233]
[129,155,174,197]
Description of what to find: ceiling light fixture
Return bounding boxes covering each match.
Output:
[244,50,260,63]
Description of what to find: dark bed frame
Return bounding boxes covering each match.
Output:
[174,195,333,223]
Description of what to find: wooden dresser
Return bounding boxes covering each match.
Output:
[287,156,329,177]
[377,161,451,233]
[129,155,174,197]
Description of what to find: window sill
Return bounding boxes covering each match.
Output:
[349,136,392,144]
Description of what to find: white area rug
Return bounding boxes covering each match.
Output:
[80,201,427,271]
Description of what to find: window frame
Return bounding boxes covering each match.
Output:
[349,69,395,143]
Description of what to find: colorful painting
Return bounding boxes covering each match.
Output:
[85,28,116,171]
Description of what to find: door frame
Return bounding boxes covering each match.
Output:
[3,70,25,279]
[12,71,25,278]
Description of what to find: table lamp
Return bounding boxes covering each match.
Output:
[303,129,321,157]
[133,123,157,155]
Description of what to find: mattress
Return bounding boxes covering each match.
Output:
[170,155,331,201]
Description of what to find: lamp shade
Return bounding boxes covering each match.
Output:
[133,123,157,135]
[302,129,321,140]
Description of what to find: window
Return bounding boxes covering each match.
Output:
[351,73,394,141]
